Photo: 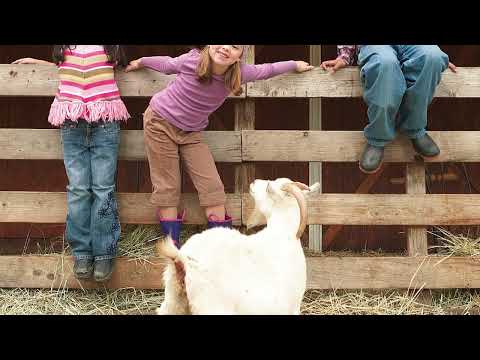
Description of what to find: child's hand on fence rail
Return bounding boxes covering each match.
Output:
[124,58,144,72]
[295,61,314,73]
[320,58,348,73]
[11,58,54,65]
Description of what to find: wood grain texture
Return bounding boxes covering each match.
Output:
[243,193,480,225]
[247,67,480,98]
[0,64,245,98]
[242,131,480,162]
[0,192,242,225]
[0,129,241,162]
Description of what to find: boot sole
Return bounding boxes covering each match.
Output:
[94,268,114,282]
[74,271,93,280]
[412,143,440,159]
[415,152,440,159]
[359,159,384,175]
[74,266,94,280]
[94,272,113,282]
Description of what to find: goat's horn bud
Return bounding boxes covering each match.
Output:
[281,183,308,239]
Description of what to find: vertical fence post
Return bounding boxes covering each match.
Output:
[235,46,255,227]
[309,45,322,252]
[406,163,428,256]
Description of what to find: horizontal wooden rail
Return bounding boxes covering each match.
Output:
[4,129,479,163]
[0,129,242,162]
[1,65,475,99]
[0,192,242,225]
[242,131,480,162]
[243,194,480,225]
[306,256,480,289]
[0,255,167,289]
[247,67,480,98]
[4,192,480,226]
[0,65,245,98]
[1,255,479,289]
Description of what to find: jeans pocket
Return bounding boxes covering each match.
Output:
[101,121,120,134]
[60,121,79,133]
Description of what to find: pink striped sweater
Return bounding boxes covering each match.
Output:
[48,45,130,126]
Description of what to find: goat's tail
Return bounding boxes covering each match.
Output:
[156,236,188,287]
[156,235,181,261]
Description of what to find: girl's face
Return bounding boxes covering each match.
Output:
[208,45,244,67]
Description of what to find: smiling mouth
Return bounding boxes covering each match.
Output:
[217,52,229,59]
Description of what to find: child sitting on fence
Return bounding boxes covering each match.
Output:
[125,45,313,248]
[13,45,130,282]
[321,45,457,174]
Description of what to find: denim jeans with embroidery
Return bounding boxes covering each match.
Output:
[358,45,449,147]
[61,119,121,261]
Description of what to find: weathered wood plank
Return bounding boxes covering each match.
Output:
[247,67,480,98]
[0,192,242,225]
[0,64,245,98]
[306,256,480,289]
[406,163,428,256]
[6,191,474,226]
[234,101,255,193]
[4,192,480,226]
[1,255,480,290]
[0,255,166,289]
[242,193,480,225]
[0,129,241,162]
[242,131,480,162]
[323,166,386,250]
[234,46,255,230]
[308,45,322,252]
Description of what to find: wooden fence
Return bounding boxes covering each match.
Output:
[1,46,480,290]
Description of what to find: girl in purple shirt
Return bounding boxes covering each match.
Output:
[126,45,313,247]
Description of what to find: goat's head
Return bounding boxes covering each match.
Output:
[247,178,321,239]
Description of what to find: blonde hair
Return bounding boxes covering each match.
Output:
[196,46,243,96]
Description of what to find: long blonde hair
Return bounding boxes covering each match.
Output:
[196,46,243,96]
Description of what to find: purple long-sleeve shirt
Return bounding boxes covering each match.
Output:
[141,49,297,131]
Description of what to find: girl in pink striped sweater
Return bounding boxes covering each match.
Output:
[13,45,130,282]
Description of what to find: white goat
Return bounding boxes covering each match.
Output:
[155,178,320,315]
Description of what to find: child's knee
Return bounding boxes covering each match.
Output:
[416,46,449,71]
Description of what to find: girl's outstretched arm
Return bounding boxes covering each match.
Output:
[241,60,313,83]
[12,58,55,65]
[125,52,191,74]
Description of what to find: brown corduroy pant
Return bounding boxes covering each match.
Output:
[143,106,226,208]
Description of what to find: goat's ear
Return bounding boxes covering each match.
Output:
[309,182,321,193]
[303,182,321,198]
[246,206,266,230]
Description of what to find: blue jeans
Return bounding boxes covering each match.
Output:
[358,45,449,147]
[61,120,121,261]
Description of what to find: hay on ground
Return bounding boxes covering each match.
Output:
[1,287,479,315]
[429,227,480,257]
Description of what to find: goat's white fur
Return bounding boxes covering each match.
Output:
[156,178,320,315]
